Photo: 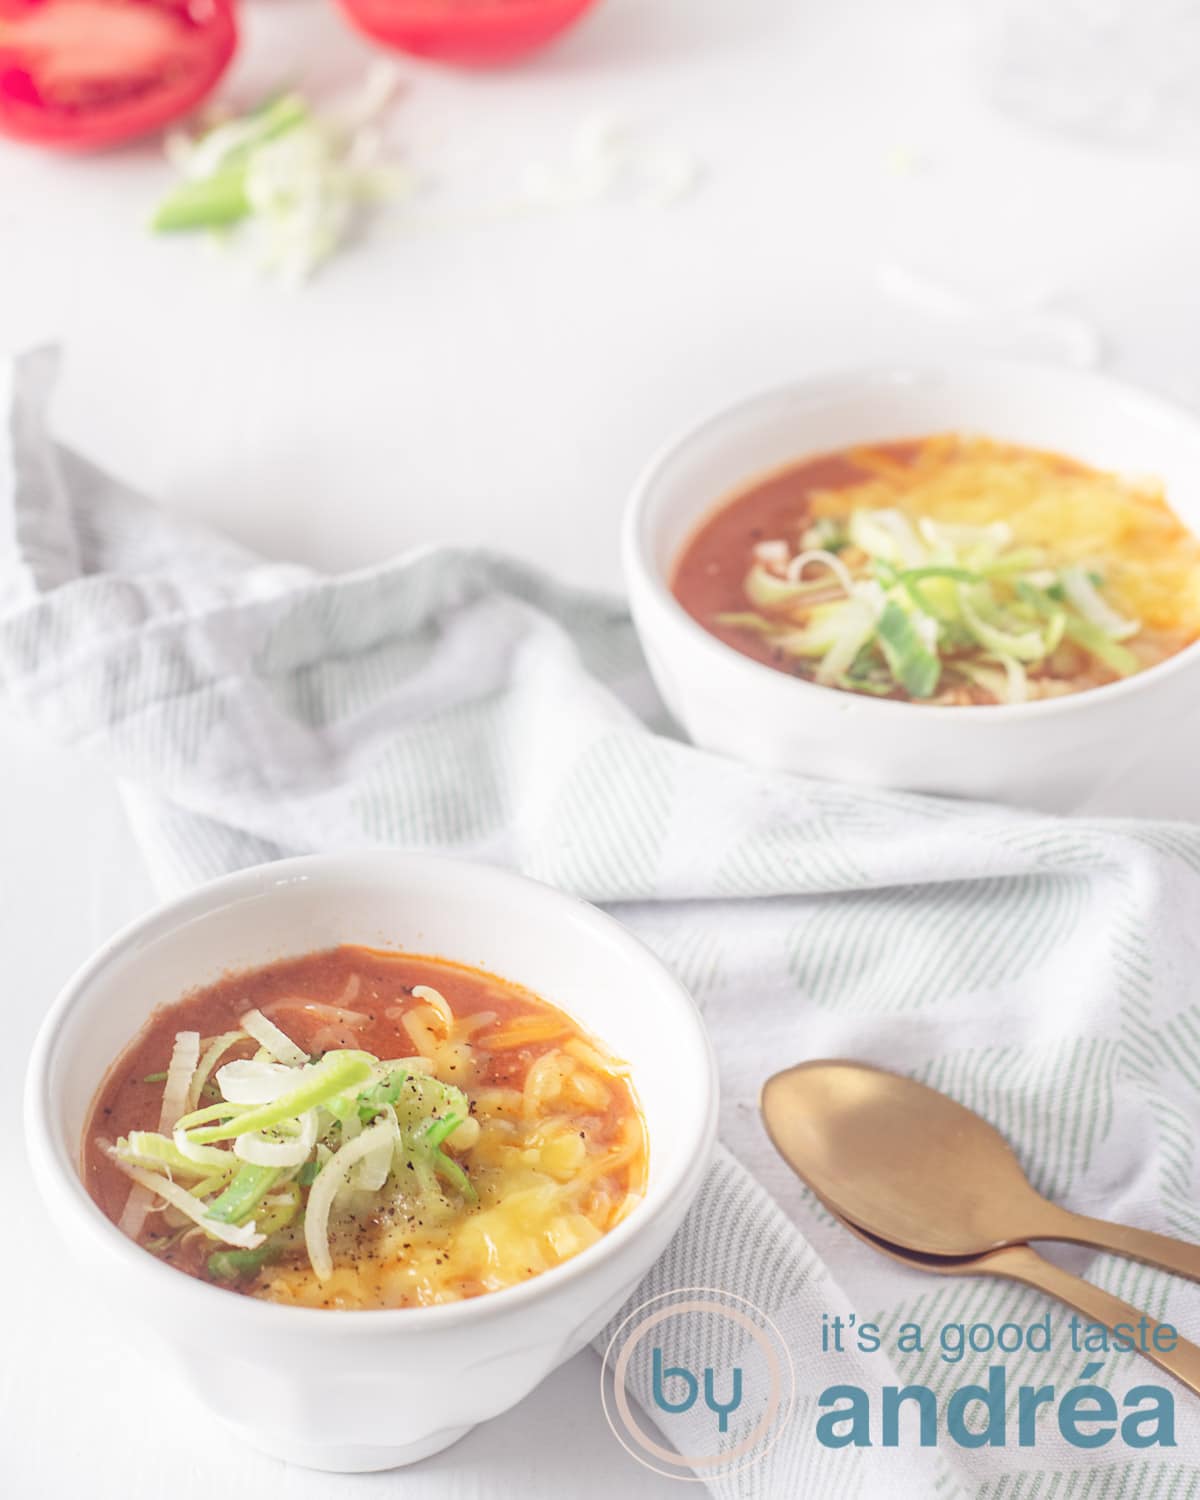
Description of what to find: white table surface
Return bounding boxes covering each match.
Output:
[3,0,1200,1493]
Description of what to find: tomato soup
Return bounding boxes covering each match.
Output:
[672,434,1200,705]
[84,946,646,1309]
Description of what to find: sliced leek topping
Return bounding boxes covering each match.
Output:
[716,504,1145,704]
[105,999,480,1285]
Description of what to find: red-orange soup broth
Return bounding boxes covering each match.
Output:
[672,434,1200,706]
[83,946,647,1309]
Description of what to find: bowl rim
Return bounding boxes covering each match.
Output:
[24,849,718,1333]
[622,357,1200,722]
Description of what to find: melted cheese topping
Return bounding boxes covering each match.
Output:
[259,1030,645,1311]
[807,435,1200,640]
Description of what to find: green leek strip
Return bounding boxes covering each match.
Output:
[411,1112,477,1203]
[195,91,311,171]
[836,674,895,697]
[433,1150,476,1203]
[208,1241,282,1282]
[713,611,778,633]
[179,1054,373,1145]
[321,1052,389,1124]
[189,1171,236,1197]
[358,1068,408,1123]
[206,1163,281,1225]
[420,1113,463,1150]
[151,169,251,233]
[1062,616,1140,677]
[879,564,967,623]
[175,1098,247,1129]
[876,601,940,699]
[151,94,311,234]
[121,1131,229,1177]
[977,547,1047,577]
[958,587,1050,663]
[895,566,981,585]
[254,1183,302,1236]
[1020,582,1139,677]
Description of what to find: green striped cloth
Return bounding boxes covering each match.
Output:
[6,351,1200,1495]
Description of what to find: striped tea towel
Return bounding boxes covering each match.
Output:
[5,350,1200,1497]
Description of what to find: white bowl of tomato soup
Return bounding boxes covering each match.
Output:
[623,361,1200,811]
[24,851,717,1472]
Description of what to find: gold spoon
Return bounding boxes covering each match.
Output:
[820,1199,1200,1398]
[760,1059,1200,1281]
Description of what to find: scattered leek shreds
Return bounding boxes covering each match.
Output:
[714,437,1169,706]
[151,66,413,285]
[108,995,478,1286]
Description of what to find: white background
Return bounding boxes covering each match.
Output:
[3,0,1200,1495]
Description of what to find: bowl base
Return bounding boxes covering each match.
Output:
[222,1419,474,1472]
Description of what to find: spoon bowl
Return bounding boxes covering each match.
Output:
[761,1059,1200,1282]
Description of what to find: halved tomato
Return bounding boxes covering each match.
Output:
[0,0,237,150]
[334,0,601,67]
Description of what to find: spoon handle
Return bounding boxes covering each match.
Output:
[994,1244,1200,1398]
[1047,1210,1200,1286]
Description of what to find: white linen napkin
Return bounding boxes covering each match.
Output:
[6,350,1200,1497]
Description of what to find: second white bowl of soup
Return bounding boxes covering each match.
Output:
[25,851,717,1472]
[623,361,1200,811]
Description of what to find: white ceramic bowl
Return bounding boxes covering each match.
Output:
[24,851,717,1472]
[624,360,1200,812]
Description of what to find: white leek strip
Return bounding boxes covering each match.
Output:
[412,985,454,1028]
[170,1124,240,1168]
[217,1058,303,1105]
[964,653,1028,705]
[752,538,790,569]
[117,1191,154,1240]
[784,548,857,599]
[239,1008,308,1068]
[304,1119,396,1281]
[119,1029,199,1240]
[814,598,879,685]
[351,1108,400,1192]
[233,1108,319,1168]
[744,565,836,611]
[918,517,1012,555]
[993,653,1028,704]
[1060,566,1139,640]
[187,1030,246,1111]
[160,1032,201,1132]
[850,508,925,567]
[103,1145,265,1249]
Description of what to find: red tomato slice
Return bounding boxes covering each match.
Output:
[0,0,237,150]
[334,0,601,66]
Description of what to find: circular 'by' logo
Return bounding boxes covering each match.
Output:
[600,1287,795,1481]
